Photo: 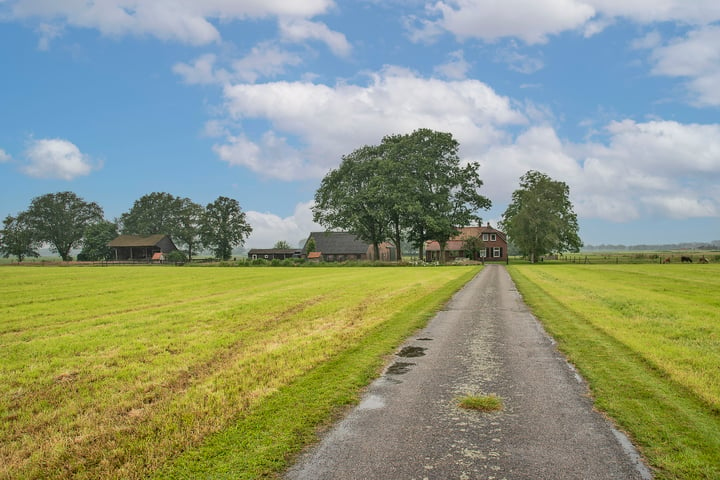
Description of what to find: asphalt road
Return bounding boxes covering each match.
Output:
[285,265,653,480]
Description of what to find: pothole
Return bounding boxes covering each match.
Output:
[417,338,433,341]
[397,346,427,358]
[386,362,415,375]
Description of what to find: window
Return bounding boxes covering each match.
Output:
[490,234,496,241]
[493,247,502,258]
[482,233,489,241]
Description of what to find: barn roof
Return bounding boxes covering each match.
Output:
[306,232,370,255]
[107,234,171,248]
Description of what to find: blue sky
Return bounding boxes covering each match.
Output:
[1,0,719,249]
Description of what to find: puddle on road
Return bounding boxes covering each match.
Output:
[397,346,427,358]
[386,362,415,375]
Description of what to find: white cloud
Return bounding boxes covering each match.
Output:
[411,0,720,45]
[7,0,335,45]
[434,50,471,79]
[419,0,596,44]
[22,138,98,180]
[473,119,720,222]
[0,148,11,163]
[278,18,351,57]
[648,25,720,106]
[245,201,322,249]
[215,67,526,179]
[173,44,304,85]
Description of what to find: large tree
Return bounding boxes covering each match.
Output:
[174,197,204,261]
[119,192,183,236]
[313,144,390,259]
[200,196,252,260]
[0,213,40,262]
[500,170,582,263]
[386,129,491,262]
[77,220,118,261]
[24,191,104,261]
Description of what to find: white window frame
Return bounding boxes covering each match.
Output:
[493,247,501,258]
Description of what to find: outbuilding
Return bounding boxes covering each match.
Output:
[107,234,178,261]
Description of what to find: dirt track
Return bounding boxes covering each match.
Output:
[285,265,652,479]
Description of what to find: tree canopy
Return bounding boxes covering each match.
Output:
[200,196,252,260]
[78,220,118,261]
[500,170,582,263]
[313,128,491,262]
[24,191,104,261]
[0,213,40,262]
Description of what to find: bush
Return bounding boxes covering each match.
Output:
[167,251,187,263]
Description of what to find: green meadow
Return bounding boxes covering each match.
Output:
[508,264,720,479]
[0,265,479,480]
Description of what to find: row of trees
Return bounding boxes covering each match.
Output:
[314,129,581,263]
[0,192,253,262]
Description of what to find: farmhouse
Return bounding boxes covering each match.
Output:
[248,249,303,260]
[425,223,508,262]
[107,234,178,261]
[304,232,396,262]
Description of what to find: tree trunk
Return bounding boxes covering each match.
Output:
[373,242,380,261]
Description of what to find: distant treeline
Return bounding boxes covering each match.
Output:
[582,241,720,252]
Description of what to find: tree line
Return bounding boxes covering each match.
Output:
[313,128,581,263]
[2,128,582,264]
[0,192,252,262]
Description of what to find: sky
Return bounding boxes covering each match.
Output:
[1,0,719,249]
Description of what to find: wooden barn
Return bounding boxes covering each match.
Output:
[303,232,396,262]
[107,234,178,261]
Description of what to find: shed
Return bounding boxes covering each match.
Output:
[107,234,178,261]
[304,232,371,262]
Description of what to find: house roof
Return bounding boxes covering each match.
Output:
[305,232,370,255]
[107,234,171,248]
[425,225,506,251]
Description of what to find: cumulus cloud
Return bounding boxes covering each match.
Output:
[173,45,303,85]
[213,67,526,179]
[647,25,720,107]
[6,0,334,45]
[471,119,720,222]
[245,201,322,249]
[0,148,11,163]
[22,138,98,180]
[434,50,471,79]
[278,18,351,57]
[410,0,720,45]
[417,0,596,44]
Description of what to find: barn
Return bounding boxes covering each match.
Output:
[107,234,178,261]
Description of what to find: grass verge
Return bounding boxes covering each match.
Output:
[507,265,720,480]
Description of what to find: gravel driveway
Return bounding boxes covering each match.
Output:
[285,265,652,480]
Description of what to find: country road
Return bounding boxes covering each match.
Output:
[285,264,652,480]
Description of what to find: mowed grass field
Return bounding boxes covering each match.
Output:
[0,265,480,480]
[508,264,720,479]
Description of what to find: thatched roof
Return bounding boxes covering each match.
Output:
[305,232,370,255]
[107,234,171,248]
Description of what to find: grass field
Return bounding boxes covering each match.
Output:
[508,263,720,479]
[0,265,480,480]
